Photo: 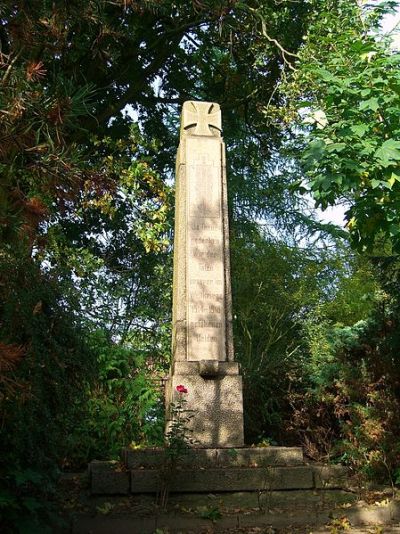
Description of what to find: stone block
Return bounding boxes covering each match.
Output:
[331,504,392,525]
[131,468,161,493]
[123,446,303,470]
[390,500,400,521]
[215,446,303,467]
[123,447,165,469]
[89,460,129,495]
[312,464,349,489]
[166,373,244,448]
[130,466,314,493]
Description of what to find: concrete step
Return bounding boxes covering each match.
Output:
[123,446,304,469]
[71,490,400,534]
[89,461,348,495]
[130,466,315,493]
[63,470,400,533]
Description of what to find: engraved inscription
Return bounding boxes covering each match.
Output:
[194,334,218,343]
[186,138,226,361]
[189,157,220,219]
[190,320,222,328]
[191,222,219,231]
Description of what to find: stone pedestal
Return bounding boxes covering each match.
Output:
[167,362,243,447]
[166,100,244,448]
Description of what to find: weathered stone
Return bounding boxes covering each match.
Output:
[166,100,244,448]
[167,372,243,448]
[89,460,129,495]
[123,446,304,469]
[330,503,394,525]
[122,447,165,469]
[215,446,304,467]
[173,360,239,375]
[162,489,357,512]
[390,500,400,521]
[313,463,349,489]
[130,466,314,493]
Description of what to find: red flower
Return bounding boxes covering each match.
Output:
[176,384,188,394]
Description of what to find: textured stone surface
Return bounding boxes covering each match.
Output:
[313,463,349,489]
[89,461,129,495]
[173,360,239,376]
[167,100,243,448]
[122,447,165,469]
[130,466,314,493]
[215,446,304,467]
[164,489,357,511]
[123,446,304,469]
[171,101,232,363]
[167,372,244,448]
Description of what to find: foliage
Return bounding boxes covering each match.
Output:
[3,0,400,526]
[262,0,400,482]
[165,386,195,460]
[0,251,96,531]
[0,0,322,498]
[231,227,346,443]
[63,330,165,468]
[281,0,400,252]
[288,255,400,481]
[0,467,63,533]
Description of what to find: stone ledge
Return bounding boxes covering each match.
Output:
[123,446,304,469]
[89,460,129,495]
[312,463,350,489]
[130,466,314,493]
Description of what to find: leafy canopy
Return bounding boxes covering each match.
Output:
[282,0,400,253]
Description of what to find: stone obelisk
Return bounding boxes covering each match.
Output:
[166,101,244,448]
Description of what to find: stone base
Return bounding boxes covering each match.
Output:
[123,446,304,469]
[130,466,314,493]
[89,460,130,495]
[165,361,244,448]
[89,447,349,495]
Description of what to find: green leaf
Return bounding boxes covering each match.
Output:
[350,124,368,137]
[359,98,379,112]
[359,141,377,156]
[360,89,371,97]
[316,68,336,82]
[303,139,326,166]
[370,179,382,189]
[375,139,400,167]
[326,143,346,153]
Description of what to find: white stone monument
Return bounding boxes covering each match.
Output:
[166,101,244,448]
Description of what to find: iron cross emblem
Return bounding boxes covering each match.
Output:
[182,101,221,136]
